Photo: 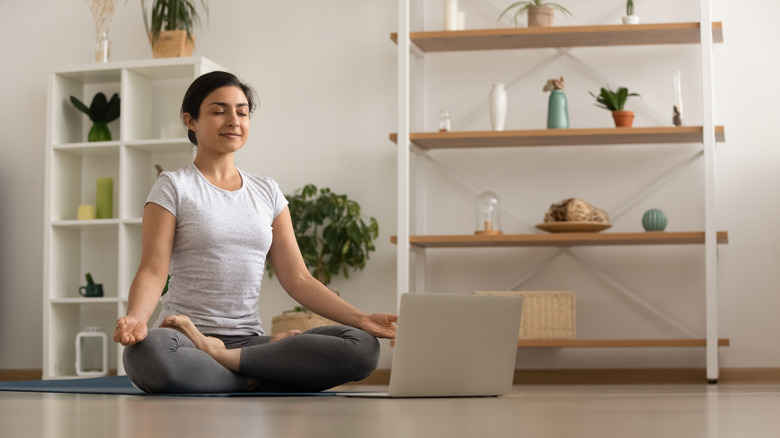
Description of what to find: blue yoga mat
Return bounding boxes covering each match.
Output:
[0,376,354,397]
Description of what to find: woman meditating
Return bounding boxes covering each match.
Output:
[113,71,397,393]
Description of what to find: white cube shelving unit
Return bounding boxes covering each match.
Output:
[42,56,224,379]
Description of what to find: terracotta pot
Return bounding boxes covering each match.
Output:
[528,6,554,27]
[612,110,635,127]
[149,30,196,58]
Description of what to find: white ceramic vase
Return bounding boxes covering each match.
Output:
[489,83,507,131]
[443,0,458,30]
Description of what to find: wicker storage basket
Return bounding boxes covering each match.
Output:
[474,291,576,339]
[270,311,336,335]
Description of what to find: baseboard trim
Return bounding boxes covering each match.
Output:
[7,367,779,385]
[354,368,780,385]
[0,369,43,382]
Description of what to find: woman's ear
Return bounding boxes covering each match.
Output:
[182,113,197,131]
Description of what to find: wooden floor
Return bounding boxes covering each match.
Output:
[3,383,780,437]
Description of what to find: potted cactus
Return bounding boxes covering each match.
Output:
[623,0,639,24]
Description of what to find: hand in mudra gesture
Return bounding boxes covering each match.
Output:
[358,313,398,339]
[114,315,148,346]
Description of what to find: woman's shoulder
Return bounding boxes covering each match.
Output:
[155,163,200,187]
[238,168,280,189]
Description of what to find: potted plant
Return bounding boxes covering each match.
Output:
[70,92,120,141]
[140,0,208,58]
[498,0,572,28]
[589,86,640,128]
[623,0,639,25]
[267,184,379,334]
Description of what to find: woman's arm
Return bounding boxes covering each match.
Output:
[267,207,397,339]
[113,203,176,346]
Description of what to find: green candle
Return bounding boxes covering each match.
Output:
[96,177,113,219]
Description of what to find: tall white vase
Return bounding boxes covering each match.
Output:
[489,83,508,131]
[443,0,458,30]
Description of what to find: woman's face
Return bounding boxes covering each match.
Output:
[184,85,250,154]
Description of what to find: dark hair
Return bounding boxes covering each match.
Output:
[180,71,258,145]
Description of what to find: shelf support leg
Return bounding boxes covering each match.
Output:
[699,0,719,383]
[397,0,411,311]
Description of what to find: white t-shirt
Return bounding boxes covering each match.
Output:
[146,163,288,336]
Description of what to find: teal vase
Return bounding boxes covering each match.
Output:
[547,89,569,129]
[642,208,668,231]
[88,122,111,142]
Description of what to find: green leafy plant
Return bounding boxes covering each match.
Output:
[85,273,96,285]
[498,0,572,26]
[140,0,208,43]
[70,92,120,141]
[589,86,640,111]
[626,0,635,16]
[267,184,379,287]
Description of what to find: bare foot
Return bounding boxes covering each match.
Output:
[269,330,302,343]
[160,315,240,372]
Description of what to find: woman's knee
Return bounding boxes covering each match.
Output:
[330,326,381,378]
[122,328,190,392]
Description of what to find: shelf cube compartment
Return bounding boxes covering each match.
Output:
[48,224,119,299]
[123,71,196,141]
[119,223,143,298]
[50,71,121,145]
[122,143,194,219]
[50,148,120,221]
[47,302,119,378]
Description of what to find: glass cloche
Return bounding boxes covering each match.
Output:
[475,191,503,235]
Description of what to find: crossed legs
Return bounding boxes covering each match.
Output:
[123,315,379,394]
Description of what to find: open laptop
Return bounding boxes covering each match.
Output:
[353,293,523,398]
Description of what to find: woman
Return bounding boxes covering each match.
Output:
[114,71,397,393]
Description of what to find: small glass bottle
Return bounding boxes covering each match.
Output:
[475,191,503,235]
[439,110,452,132]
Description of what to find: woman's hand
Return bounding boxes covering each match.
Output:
[357,313,398,339]
[114,315,148,346]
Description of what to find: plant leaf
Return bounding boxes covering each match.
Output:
[70,96,91,116]
[104,93,121,123]
[90,92,108,123]
[267,184,378,286]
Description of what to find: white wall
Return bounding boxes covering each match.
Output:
[0,0,777,371]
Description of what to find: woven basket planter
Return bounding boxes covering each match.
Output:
[149,30,195,58]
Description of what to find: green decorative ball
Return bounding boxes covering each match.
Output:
[642,208,667,231]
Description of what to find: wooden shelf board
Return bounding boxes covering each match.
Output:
[51,219,122,228]
[390,231,729,248]
[517,338,730,348]
[52,141,121,156]
[391,22,723,52]
[390,126,725,149]
[50,297,122,305]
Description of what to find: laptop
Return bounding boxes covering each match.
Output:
[353,293,523,398]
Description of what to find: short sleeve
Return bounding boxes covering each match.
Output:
[269,178,288,219]
[146,173,178,217]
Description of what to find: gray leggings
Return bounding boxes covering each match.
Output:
[123,325,380,394]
